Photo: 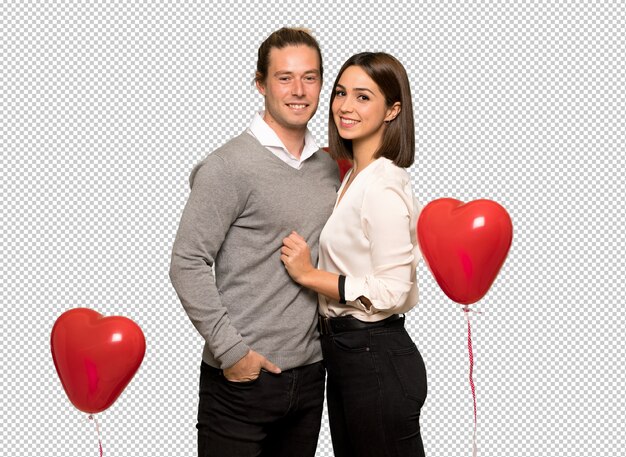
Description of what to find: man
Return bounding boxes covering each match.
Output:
[169,28,339,457]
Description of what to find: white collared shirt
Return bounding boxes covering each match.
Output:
[318,157,421,322]
[247,111,319,169]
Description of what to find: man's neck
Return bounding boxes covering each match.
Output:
[264,117,307,159]
[279,132,306,159]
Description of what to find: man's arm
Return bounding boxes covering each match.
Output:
[169,155,281,380]
[169,155,251,369]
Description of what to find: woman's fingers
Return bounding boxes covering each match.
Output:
[283,233,308,250]
[284,232,308,249]
[282,235,297,249]
[290,231,306,242]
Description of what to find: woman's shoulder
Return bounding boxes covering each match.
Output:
[362,159,416,217]
[371,157,411,188]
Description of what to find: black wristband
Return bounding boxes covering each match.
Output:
[338,275,346,304]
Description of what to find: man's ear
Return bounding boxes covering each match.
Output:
[255,74,266,96]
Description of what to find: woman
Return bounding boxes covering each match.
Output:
[281,52,427,457]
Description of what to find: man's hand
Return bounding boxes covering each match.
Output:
[222,350,281,382]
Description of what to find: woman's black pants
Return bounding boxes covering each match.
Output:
[320,315,427,457]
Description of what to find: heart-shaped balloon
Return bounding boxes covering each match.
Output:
[417,199,513,305]
[336,158,352,182]
[51,308,146,414]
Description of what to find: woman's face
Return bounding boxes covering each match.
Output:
[331,65,398,152]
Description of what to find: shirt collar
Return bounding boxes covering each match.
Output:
[248,111,319,161]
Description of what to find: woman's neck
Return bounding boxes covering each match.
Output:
[351,141,379,175]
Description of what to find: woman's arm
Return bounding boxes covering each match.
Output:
[280,231,341,302]
[281,174,417,315]
[342,177,416,313]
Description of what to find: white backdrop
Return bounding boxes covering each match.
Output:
[2,1,625,456]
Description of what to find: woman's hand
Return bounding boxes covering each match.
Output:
[281,231,342,301]
[281,231,315,285]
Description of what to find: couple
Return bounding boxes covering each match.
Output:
[169,27,427,457]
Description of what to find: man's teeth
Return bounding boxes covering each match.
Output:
[289,104,307,109]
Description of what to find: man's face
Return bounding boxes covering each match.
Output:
[256,45,322,138]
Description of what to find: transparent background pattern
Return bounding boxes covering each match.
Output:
[1,1,624,456]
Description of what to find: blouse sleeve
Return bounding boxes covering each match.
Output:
[343,175,416,314]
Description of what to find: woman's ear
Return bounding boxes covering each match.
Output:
[385,102,401,123]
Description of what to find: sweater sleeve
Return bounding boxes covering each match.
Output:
[343,176,416,314]
[169,155,250,368]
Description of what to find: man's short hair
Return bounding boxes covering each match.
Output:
[255,27,323,84]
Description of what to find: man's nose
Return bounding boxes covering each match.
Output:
[292,79,304,96]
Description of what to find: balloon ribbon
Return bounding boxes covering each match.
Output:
[463,306,478,457]
[88,414,103,457]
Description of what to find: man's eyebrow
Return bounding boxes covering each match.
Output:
[273,69,321,76]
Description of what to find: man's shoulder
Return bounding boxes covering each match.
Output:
[211,132,260,162]
[312,147,336,162]
[190,133,262,179]
[308,147,341,172]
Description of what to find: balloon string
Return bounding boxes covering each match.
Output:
[88,414,103,457]
[463,306,478,457]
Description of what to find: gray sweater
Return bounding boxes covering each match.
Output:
[169,133,339,370]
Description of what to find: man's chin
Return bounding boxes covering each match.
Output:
[290,111,317,124]
[283,117,314,129]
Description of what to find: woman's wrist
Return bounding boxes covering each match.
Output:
[338,275,347,304]
[297,267,317,288]
[295,269,341,302]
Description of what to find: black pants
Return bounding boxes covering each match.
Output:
[197,360,325,457]
[321,316,427,457]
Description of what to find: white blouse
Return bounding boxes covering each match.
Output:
[318,157,421,322]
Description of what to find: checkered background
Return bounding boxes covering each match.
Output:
[2,1,624,456]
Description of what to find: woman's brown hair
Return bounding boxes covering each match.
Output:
[328,52,415,168]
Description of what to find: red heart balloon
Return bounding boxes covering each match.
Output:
[336,158,352,182]
[51,308,146,414]
[417,199,513,305]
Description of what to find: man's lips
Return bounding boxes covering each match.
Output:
[286,103,309,110]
